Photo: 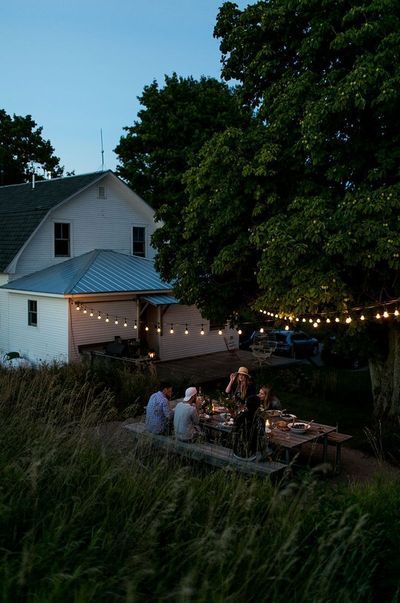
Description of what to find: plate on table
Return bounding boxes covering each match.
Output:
[265,409,281,418]
[280,413,296,423]
[289,422,310,435]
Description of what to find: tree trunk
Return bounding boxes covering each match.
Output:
[369,326,400,417]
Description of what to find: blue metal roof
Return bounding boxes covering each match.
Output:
[142,294,179,305]
[0,250,174,295]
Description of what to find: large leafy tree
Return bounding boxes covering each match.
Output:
[0,110,63,185]
[115,73,253,319]
[213,0,400,416]
[115,74,246,210]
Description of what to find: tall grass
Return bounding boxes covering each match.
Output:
[0,367,399,601]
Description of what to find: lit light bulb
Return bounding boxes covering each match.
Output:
[238,329,243,335]
[157,325,161,333]
[134,321,138,329]
[360,314,365,321]
[260,327,264,334]
[200,324,205,335]
[295,317,299,322]
[76,304,80,311]
[309,318,313,323]
[383,311,389,318]
[326,318,331,323]
[115,318,118,325]
[335,317,340,323]
[218,329,223,335]
[345,316,352,324]
[313,322,318,328]
[302,318,306,323]
[97,312,101,320]
[317,318,321,323]
[263,310,267,314]
[105,314,109,323]
[83,308,87,314]
[124,319,127,327]
[395,309,399,317]
[90,310,94,317]
[285,325,289,331]
[184,325,189,335]
[170,324,174,334]
[376,313,381,319]
[145,325,149,331]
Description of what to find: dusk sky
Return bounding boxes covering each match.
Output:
[2,0,249,176]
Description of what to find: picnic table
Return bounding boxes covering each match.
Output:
[198,404,338,465]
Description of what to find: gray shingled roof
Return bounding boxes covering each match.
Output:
[0,171,110,271]
[0,249,173,295]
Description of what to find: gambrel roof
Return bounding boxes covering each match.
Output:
[0,171,111,271]
[0,249,174,296]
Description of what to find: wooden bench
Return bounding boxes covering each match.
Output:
[326,432,352,470]
[124,422,286,479]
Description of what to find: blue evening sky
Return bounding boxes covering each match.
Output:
[1,0,249,176]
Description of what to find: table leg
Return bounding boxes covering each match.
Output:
[322,435,328,463]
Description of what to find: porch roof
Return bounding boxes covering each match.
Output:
[0,249,174,296]
[142,294,179,305]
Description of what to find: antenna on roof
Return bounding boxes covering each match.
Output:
[100,128,105,171]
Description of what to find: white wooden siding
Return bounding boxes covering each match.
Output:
[158,305,238,361]
[0,289,10,353]
[0,274,9,286]
[69,299,139,362]
[13,174,159,278]
[5,293,69,363]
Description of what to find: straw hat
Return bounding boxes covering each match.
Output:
[236,366,250,377]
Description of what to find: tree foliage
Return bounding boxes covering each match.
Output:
[115,73,246,210]
[214,0,400,316]
[0,110,63,185]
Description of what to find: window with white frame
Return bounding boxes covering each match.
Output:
[132,226,146,257]
[54,222,70,257]
[28,300,37,326]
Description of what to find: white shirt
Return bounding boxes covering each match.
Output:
[173,402,199,441]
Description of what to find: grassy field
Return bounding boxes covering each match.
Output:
[0,365,399,602]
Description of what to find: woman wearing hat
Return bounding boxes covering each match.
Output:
[225,366,256,407]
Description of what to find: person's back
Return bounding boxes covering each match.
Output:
[145,382,173,435]
[173,387,199,442]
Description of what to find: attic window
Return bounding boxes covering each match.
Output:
[132,226,146,257]
[98,185,106,199]
[54,222,70,257]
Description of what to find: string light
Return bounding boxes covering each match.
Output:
[124,319,127,327]
[345,316,352,324]
[395,309,399,317]
[200,324,205,335]
[383,310,389,318]
[134,320,137,330]
[376,312,381,319]
[218,329,223,335]
[326,318,331,323]
[76,304,80,311]
[170,324,174,334]
[237,329,242,335]
[285,325,289,331]
[157,323,161,333]
[260,327,264,334]
[83,308,87,314]
[360,314,365,321]
[90,309,94,317]
[145,325,149,332]
[313,322,318,328]
[97,312,101,320]
[335,317,340,323]
[184,324,189,335]
[114,318,119,325]
[105,314,109,323]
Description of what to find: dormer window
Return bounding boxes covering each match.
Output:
[132,226,146,257]
[98,185,106,199]
[54,222,70,257]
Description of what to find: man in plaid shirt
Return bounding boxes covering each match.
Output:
[145,381,174,435]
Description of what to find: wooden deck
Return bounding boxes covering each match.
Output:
[155,350,302,385]
[124,422,287,479]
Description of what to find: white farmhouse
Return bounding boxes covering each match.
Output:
[0,171,237,364]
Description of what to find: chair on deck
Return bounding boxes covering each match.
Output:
[250,339,277,367]
[223,335,240,359]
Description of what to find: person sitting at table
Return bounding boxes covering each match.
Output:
[258,385,282,411]
[233,394,265,461]
[225,366,256,408]
[145,381,174,435]
[173,386,202,442]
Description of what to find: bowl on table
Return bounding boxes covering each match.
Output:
[288,422,310,435]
